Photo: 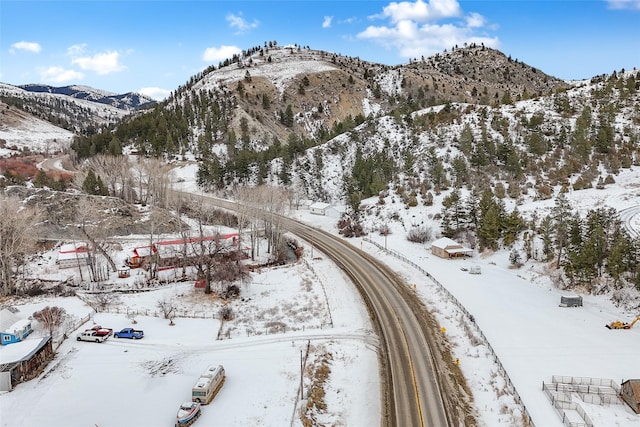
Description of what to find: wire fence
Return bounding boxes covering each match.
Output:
[52,313,92,351]
[363,237,536,427]
[302,258,334,328]
[75,291,333,340]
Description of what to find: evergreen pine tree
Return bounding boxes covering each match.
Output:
[82,170,99,195]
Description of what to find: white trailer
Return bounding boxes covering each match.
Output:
[191,365,225,404]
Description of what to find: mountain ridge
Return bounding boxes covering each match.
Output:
[17,83,155,110]
[1,43,639,309]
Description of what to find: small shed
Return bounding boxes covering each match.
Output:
[309,202,331,216]
[621,379,640,414]
[0,309,32,345]
[325,205,346,219]
[559,295,583,307]
[431,237,473,259]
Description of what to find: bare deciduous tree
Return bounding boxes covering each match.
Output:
[86,293,117,312]
[0,196,43,296]
[187,199,233,294]
[231,186,257,260]
[157,298,176,319]
[219,306,234,321]
[75,199,117,280]
[132,158,173,208]
[259,186,289,259]
[83,154,133,200]
[210,256,250,299]
[232,185,289,261]
[167,191,190,279]
[33,306,67,337]
[127,311,138,324]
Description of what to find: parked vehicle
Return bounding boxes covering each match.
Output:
[85,325,113,337]
[192,365,225,404]
[606,316,640,329]
[76,330,109,343]
[175,401,201,426]
[114,328,144,339]
[468,265,482,274]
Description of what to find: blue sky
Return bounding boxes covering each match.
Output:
[1,0,639,100]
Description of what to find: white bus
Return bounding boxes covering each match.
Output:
[192,365,225,404]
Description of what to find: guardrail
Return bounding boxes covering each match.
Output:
[363,237,536,427]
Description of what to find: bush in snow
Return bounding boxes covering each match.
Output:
[406,226,432,243]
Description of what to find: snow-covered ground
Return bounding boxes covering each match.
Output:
[0,109,73,157]
[0,246,379,427]
[1,163,640,427]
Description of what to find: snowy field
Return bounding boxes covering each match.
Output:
[0,251,379,427]
[2,163,640,427]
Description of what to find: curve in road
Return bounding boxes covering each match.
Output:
[196,194,475,427]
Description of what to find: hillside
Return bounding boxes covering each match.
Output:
[0,101,74,155]
[65,44,565,158]
[1,43,639,307]
[291,70,640,204]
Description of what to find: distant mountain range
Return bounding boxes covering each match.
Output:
[18,84,156,110]
[0,82,156,135]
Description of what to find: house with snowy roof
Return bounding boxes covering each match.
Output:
[308,202,345,218]
[430,237,473,259]
[0,308,32,346]
[309,202,331,215]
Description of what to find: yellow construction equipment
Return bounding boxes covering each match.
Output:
[606,316,640,329]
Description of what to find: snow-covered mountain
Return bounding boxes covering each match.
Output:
[0,100,74,155]
[18,83,155,110]
[0,82,154,137]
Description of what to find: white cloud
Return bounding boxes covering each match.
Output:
[226,12,259,34]
[70,50,126,75]
[465,12,485,28]
[10,41,41,54]
[359,0,498,61]
[139,87,171,101]
[323,16,333,28]
[339,17,359,25]
[376,0,461,23]
[606,0,640,9]
[202,45,242,63]
[39,66,84,83]
[66,44,87,56]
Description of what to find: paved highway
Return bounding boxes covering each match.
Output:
[193,194,474,427]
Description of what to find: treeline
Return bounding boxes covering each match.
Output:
[71,85,235,159]
[541,195,639,290]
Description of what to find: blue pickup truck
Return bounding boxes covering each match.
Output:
[113,328,144,339]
